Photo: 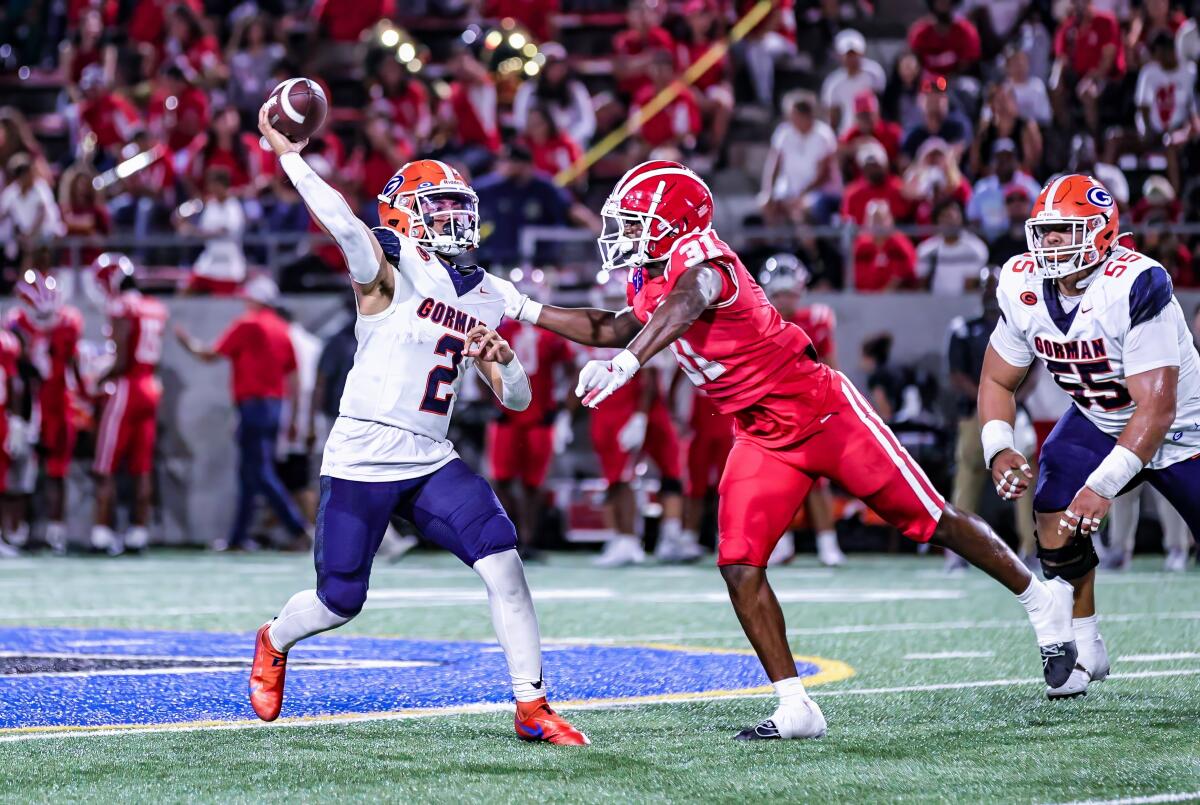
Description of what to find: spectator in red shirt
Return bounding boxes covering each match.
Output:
[188,107,261,197]
[175,276,310,551]
[128,0,201,48]
[313,0,394,43]
[853,200,918,292]
[147,64,211,153]
[612,0,675,100]
[839,91,903,174]
[58,164,111,265]
[62,8,117,86]
[78,66,141,168]
[908,0,982,78]
[841,140,912,225]
[483,0,559,43]
[1052,0,1126,136]
[438,46,501,174]
[366,54,432,151]
[518,107,583,183]
[1127,0,1186,69]
[631,50,701,155]
[675,0,734,163]
[163,3,222,82]
[348,112,413,221]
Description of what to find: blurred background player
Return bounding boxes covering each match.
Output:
[487,287,575,560]
[670,365,729,557]
[765,262,846,567]
[1104,487,1193,572]
[0,327,23,557]
[6,271,82,554]
[585,280,695,566]
[89,253,167,555]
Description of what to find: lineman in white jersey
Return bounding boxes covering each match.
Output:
[246,105,589,745]
[979,173,1200,699]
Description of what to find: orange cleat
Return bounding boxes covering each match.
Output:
[514,698,590,746]
[249,621,287,721]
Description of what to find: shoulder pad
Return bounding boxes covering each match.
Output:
[372,226,405,265]
[1127,262,1174,327]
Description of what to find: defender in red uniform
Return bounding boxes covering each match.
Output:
[487,319,574,558]
[90,254,167,554]
[502,160,1077,740]
[767,270,846,567]
[7,272,84,554]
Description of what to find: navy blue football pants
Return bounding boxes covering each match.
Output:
[314,459,518,618]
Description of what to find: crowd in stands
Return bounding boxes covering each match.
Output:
[1,0,1200,296]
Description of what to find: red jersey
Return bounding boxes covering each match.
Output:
[7,307,82,425]
[107,291,167,377]
[1054,11,1125,79]
[908,16,981,77]
[80,93,141,151]
[496,320,574,426]
[790,304,836,362]
[613,26,675,96]
[628,231,814,414]
[0,330,20,410]
[632,82,701,147]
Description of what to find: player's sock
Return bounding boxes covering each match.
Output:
[89,524,114,552]
[1073,615,1109,680]
[7,523,29,548]
[473,549,545,702]
[125,526,149,551]
[268,589,351,653]
[774,675,811,707]
[735,678,826,740]
[1018,577,1077,688]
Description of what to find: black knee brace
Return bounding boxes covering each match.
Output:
[659,477,684,495]
[1035,532,1099,581]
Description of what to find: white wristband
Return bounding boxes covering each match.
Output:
[612,349,641,375]
[980,420,1016,468]
[516,297,543,324]
[1084,445,1144,499]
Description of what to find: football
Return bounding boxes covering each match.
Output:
[265,77,328,142]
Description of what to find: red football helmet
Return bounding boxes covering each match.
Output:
[91,252,135,300]
[598,160,714,272]
[376,159,479,257]
[16,269,62,327]
[1025,174,1119,279]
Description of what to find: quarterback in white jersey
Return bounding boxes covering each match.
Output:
[245,106,588,745]
[979,173,1200,699]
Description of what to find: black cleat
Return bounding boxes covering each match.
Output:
[1040,641,1079,689]
[734,719,781,740]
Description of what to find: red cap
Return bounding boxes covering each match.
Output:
[853,90,878,115]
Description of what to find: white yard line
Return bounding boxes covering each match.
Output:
[1050,791,1200,805]
[1,667,1197,743]
[904,651,994,660]
[1119,652,1200,663]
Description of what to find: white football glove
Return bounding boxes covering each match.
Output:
[488,274,542,323]
[5,415,31,459]
[552,410,574,454]
[617,411,648,453]
[575,350,640,408]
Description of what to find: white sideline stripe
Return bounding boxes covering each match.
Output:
[1050,791,1200,805]
[3,668,1197,743]
[904,651,994,660]
[547,611,1200,644]
[1120,652,1200,663]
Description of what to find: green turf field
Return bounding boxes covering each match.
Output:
[0,551,1197,804]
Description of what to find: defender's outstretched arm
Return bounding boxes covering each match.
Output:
[523,302,643,348]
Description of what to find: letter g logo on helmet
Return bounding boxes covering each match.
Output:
[1085,187,1113,208]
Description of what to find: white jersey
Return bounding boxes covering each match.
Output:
[321,233,506,481]
[991,246,1200,469]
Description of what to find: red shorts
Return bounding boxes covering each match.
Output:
[93,374,161,477]
[718,366,946,567]
[0,419,8,493]
[686,425,733,496]
[40,408,77,480]
[488,421,553,487]
[591,401,682,485]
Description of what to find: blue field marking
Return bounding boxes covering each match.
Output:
[0,628,849,731]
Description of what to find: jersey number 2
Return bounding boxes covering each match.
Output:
[419,335,465,415]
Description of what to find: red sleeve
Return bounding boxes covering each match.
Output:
[893,235,918,283]
[1054,19,1069,57]
[907,19,925,52]
[958,20,981,66]
[214,321,246,358]
[841,186,860,223]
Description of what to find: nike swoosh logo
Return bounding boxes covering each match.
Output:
[819,414,833,424]
[515,721,545,739]
[1081,307,1093,314]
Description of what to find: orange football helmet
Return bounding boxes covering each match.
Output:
[376,159,479,257]
[1025,174,1119,279]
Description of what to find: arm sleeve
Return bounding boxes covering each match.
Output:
[278,152,379,284]
[1124,306,1182,376]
